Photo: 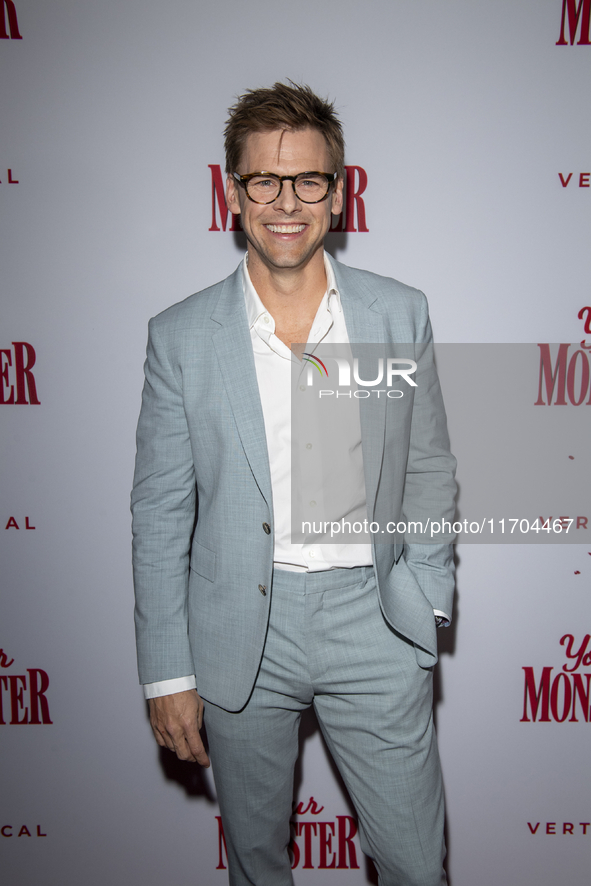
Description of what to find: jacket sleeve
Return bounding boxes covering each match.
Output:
[131,319,197,685]
[401,293,457,619]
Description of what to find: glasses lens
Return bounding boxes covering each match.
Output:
[294,174,330,203]
[245,174,281,203]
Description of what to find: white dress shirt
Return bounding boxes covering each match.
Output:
[244,252,373,572]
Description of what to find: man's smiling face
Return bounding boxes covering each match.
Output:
[225,127,343,276]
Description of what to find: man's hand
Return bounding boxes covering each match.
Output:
[148,689,210,766]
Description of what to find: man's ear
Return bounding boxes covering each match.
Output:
[331,175,344,217]
[226,174,241,215]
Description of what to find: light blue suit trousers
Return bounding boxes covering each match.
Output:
[204,566,447,886]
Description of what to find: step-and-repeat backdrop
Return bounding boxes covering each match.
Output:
[2,2,589,884]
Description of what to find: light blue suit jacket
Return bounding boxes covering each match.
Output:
[131,256,456,711]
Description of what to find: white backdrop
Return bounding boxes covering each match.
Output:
[1,1,590,884]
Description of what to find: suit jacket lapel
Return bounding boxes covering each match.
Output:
[211,266,273,507]
[331,259,388,522]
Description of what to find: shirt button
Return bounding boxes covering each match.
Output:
[262,522,271,534]
[263,315,270,324]
[309,551,316,558]
[309,501,316,507]
[306,443,312,450]
[299,385,306,392]
[258,584,267,596]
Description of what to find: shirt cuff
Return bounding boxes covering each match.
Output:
[433,609,451,627]
[142,675,197,699]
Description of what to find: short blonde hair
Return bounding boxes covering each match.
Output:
[224,82,345,179]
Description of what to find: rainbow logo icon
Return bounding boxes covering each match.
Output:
[302,353,329,377]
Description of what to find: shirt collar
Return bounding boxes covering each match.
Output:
[242,252,341,331]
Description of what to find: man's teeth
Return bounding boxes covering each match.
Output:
[265,224,306,233]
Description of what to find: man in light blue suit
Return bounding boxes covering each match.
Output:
[132,83,456,886]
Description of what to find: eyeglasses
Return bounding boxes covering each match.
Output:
[232,171,338,205]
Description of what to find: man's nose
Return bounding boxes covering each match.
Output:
[274,178,300,212]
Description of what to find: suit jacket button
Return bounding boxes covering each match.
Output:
[258,584,267,596]
[262,522,271,534]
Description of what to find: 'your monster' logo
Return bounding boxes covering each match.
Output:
[521,634,591,723]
